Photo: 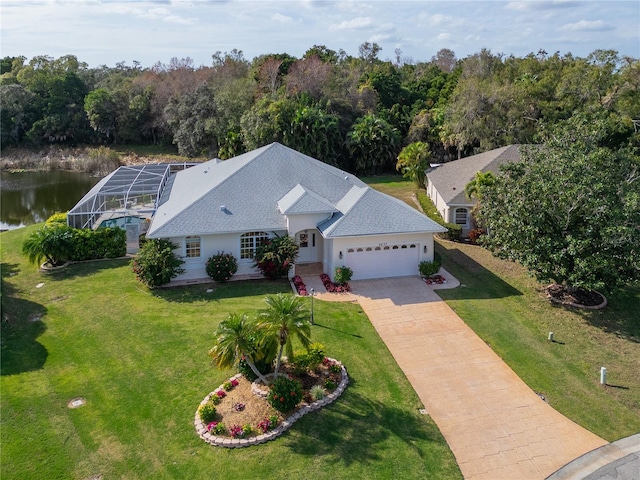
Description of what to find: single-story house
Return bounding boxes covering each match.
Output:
[146,142,446,282]
[425,145,523,236]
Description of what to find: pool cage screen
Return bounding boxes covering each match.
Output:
[67,163,194,232]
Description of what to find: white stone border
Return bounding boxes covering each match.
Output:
[194,358,349,448]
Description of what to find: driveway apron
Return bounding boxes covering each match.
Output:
[351,277,607,480]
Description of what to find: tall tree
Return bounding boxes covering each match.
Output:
[479,115,639,293]
[208,313,272,384]
[396,141,431,187]
[257,294,311,379]
[347,114,401,174]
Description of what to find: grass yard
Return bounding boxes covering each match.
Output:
[361,175,420,208]
[0,225,461,480]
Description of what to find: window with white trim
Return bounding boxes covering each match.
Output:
[185,236,201,258]
[454,208,468,225]
[240,231,269,260]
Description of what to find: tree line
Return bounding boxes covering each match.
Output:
[1,44,638,175]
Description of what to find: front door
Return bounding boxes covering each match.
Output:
[296,230,320,263]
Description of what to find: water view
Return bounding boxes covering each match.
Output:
[0,170,99,230]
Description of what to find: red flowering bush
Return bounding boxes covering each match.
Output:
[267,376,303,413]
[257,415,279,433]
[254,236,299,280]
[206,252,238,282]
[424,275,446,285]
[292,275,308,296]
[320,273,351,293]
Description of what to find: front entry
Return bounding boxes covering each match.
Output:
[295,229,321,263]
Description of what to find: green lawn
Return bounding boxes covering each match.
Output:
[1,225,461,480]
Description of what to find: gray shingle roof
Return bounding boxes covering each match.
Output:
[426,145,524,205]
[147,143,444,238]
[277,184,337,214]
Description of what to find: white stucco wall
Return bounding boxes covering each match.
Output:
[286,213,332,236]
[168,230,287,281]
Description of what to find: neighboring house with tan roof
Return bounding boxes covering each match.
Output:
[147,142,446,282]
[425,145,523,237]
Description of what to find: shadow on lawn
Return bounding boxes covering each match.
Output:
[152,278,290,303]
[284,388,443,466]
[435,244,522,300]
[1,263,49,375]
[574,286,640,342]
[40,257,130,280]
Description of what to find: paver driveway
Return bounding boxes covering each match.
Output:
[350,276,607,480]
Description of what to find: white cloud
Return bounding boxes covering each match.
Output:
[329,16,373,31]
[437,33,452,42]
[103,3,196,24]
[506,1,578,11]
[272,13,293,23]
[560,19,612,31]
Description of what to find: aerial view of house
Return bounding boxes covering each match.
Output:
[146,142,446,282]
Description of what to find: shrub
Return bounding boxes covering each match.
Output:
[267,376,303,413]
[45,212,68,226]
[329,363,342,374]
[198,401,217,423]
[468,228,485,245]
[291,343,325,374]
[70,227,126,261]
[254,235,299,280]
[131,239,185,288]
[309,385,325,401]
[333,266,353,285]
[324,378,336,390]
[419,257,441,277]
[205,252,238,282]
[442,223,462,241]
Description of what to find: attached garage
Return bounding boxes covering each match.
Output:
[345,243,420,280]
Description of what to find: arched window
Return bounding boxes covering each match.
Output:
[455,208,468,225]
[240,231,269,259]
[185,236,201,258]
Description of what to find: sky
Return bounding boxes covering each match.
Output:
[1,0,639,69]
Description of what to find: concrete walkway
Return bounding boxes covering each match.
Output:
[347,276,607,480]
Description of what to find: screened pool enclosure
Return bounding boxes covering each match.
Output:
[67,163,196,250]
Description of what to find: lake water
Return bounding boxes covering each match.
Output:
[0,170,99,230]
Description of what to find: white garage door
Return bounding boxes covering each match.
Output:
[345,243,420,280]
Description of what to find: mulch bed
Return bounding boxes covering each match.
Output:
[545,284,607,309]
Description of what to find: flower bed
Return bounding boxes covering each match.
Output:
[195,359,349,448]
[320,273,351,293]
[423,274,447,285]
[291,275,308,296]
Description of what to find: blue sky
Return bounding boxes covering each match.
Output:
[1,0,638,68]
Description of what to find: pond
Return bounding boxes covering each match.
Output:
[0,170,99,231]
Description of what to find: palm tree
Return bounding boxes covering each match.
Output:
[396,141,431,187]
[22,225,74,266]
[464,171,496,227]
[257,294,311,380]
[208,313,271,384]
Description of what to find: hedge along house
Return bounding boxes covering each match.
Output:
[425,145,523,237]
[146,143,446,282]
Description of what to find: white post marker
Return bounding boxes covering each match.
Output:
[600,367,607,385]
[548,332,554,342]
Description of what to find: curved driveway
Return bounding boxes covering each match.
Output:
[350,276,606,480]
